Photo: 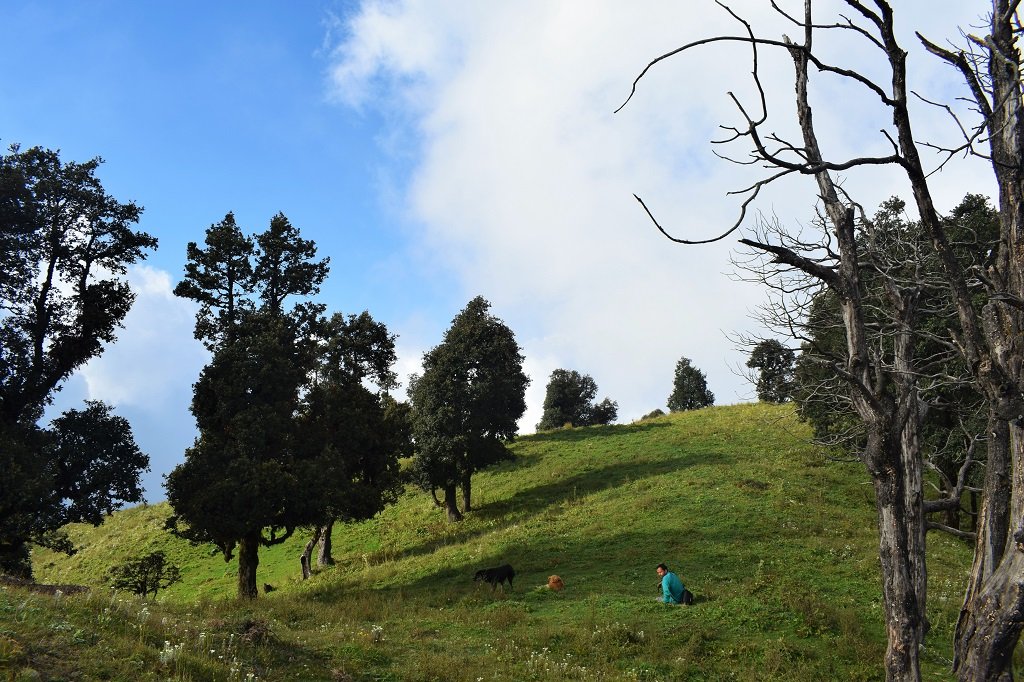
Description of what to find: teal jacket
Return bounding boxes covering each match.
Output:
[661,571,685,604]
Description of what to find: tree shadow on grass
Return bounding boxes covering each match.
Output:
[526,420,673,445]
[474,446,730,523]
[367,526,720,605]
[305,445,731,595]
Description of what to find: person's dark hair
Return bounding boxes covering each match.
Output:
[656,563,668,572]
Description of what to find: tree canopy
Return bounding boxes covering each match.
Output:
[536,369,618,430]
[168,212,406,598]
[0,145,155,577]
[409,296,529,521]
[667,357,714,412]
[746,340,795,404]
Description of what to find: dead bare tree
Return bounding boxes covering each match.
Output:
[916,4,1024,678]
[619,1,1024,680]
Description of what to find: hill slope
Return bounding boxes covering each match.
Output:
[10,403,971,680]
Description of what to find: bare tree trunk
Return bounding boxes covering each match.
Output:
[793,27,927,677]
[953,418,1023,680]
[300,526,323,581]
[953,550,1024,682]
[237,532,260,600]
[921,4,1024,677]
[865,287,927,682]
[868,432,927,682]
[461,472,472,512]
[317,520,334,567]
[443,485,463,522]
[618,2,1023,676]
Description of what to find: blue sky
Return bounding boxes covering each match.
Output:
[1,1,997,499]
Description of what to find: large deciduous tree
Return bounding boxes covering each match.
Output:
[0,145,155,577]
[536,369,618,430]
[620,2,1024,679]
[409,296,529,521]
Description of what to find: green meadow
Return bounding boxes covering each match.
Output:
[4,403,975,681]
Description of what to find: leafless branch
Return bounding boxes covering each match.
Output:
[926,520,978,541]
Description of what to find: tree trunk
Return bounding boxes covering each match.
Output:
[941,495,961,532]
[772,29,930,676]
[953,418,1024,681]
[237,532,261,600]
[317,520,334,567]
[867,432,927,682]
[920,5,1024,676]
[953,551,1024,682]
[461,472,472,512]
[300,526,323,581]
[443,485,463,522]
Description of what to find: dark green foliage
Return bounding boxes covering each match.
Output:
[168,214,405,597]
[0,145,155,576]
[747,340,796,403]
[409,296,529,519]
[253,213,330,317]
[168,214,330,597]
[0,146,157,423]
[172,212,254,349]
[589,397,619,426]
[667,357,714,412]
[640,408,666,420]
[294,312,407,525]
[46,401,149,527]
[536,369,618,430]
[792,195,996,525]
[3,400,150,577]
[106,551,182,598]
[165,313,308,557]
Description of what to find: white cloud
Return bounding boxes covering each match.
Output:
[79,265,207,408]
[329,1,1001,427]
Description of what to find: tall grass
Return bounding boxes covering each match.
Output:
[8,403,975,680]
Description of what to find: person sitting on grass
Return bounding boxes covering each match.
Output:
[655,562,685,604]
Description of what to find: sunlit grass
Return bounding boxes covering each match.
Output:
[11,402,974,680]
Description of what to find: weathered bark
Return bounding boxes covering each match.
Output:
[941,492,961,532]
[443,485,463,522]
[317,520,334,567]
[237,532,260,600]
[868,429,927,682]
[300,526,323,581]
[919,3,1024,678]
[859,283,927,682]
[954,417,1018,678]
[791,22,928,678]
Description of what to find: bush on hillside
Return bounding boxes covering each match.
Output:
[106,551,182,599]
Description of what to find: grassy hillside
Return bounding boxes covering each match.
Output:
[5,403,974,680]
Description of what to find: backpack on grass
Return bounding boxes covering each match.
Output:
[680,588,694,605]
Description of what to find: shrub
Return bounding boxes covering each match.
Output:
[106,551,182,598]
